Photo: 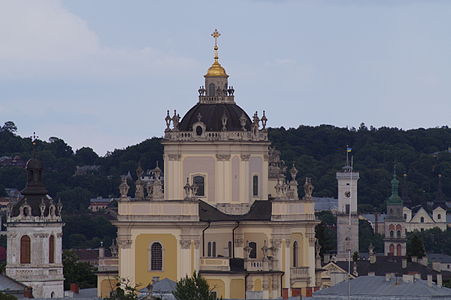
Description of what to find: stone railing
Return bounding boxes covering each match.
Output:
[290,266,310,284]
[164,130,268,142]
[199,257,230,271]
[98,257,119,272]
[199,95,235,104]
[245,259,275,271]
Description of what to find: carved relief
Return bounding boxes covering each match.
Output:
[180,239,192,249]
[240,154,250,161]
[117,239,132,249]
[216,154,231,161]
[168,154,181,161]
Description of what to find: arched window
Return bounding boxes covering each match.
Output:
[396,230,401,238]
[389,224,395,230]
[20,235,31,264]
[252,175,259,196]
[293,241,299,267]
[420,217,425,223]
[49,235,55,263]
[193,176,205,197]
[208,242,212,257]
[150,242,163,271]
[404,214,407,220]
[228,241,232,258]
[390,231,394,238]
[389,244,394,256]
[249,242,257,259]
[438,214,442,220]
[208,83,216,96]
[396,244,402,256]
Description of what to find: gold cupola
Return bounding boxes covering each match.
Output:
[205,29,228,78]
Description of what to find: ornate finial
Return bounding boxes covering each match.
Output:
[136,164,144,178]
[31,132,39,158]
[197,113,202,122]
[261,111,267,129]
[211,29,221,61]
[165,110,171,131]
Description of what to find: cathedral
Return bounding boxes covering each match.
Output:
[100,30,319,299]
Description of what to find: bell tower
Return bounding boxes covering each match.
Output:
[5,158,64,298]
[384,169,406,256]
[336,151,359,261]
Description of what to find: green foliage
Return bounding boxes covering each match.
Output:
[62,250,97,290]
[269,125,451,207]
[405,228,451,256]
[63,215,116,249]
[108,278,138,300]
[2,121,17,134]
[75,147,99,165]
[315,212,337,255]
[359,219,384,253]
[173,271,217,300]
[0,292,17,300]
[407,234,426,258]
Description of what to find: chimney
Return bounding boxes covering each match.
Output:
[385,273,394,282]
[402,258,407,269]
[414,273,421,280]
[402,274,414,283]
[70,283,79,294]
[420,256,428,266]
[24,287,33,298]
[427,274,433,287]
[437,274,443,288]
[411,256,418,263]
[324,254,330,264]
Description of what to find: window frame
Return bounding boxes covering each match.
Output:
[20,235,31,264]
[149,242,164,272]
[191,173,207,198]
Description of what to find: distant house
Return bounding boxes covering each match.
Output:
[313,275,451,299]
[88,197,113,212]
[75,165,101,176]
[313,197,338,213]
[0,156,25,168]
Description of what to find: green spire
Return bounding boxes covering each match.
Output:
[388,167,402,204]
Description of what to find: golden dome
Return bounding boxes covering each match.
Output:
[204,29,229,77]
[205,60,228,77]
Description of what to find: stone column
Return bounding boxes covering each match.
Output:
[284,239,291,297]
[179,239,192,278]
[193,240,201,272]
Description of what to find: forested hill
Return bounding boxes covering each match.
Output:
[0,122,450,212]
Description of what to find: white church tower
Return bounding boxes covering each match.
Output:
[336,154,359,261]
[5,158,64,298]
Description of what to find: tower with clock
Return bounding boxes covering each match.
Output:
[336,156,359,261]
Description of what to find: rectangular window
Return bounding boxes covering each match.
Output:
[345,204,350,214]
[253,175,259,196]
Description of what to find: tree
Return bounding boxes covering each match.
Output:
[173,271,217,300]
[108,278,138,300]
[2,121,17,133]
[407,234,426,258]
[75,147,99,165]
[62,250,97,290]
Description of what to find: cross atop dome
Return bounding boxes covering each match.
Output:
[205,29,228,78]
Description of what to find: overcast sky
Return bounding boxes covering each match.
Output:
[0,0,450,155]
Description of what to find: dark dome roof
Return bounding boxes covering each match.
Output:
[179,103,251,132]
[26,158,42,170]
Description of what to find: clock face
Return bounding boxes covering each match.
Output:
[345,191,351,198]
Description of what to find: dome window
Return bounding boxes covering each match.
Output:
[196,126,203,136]
[208,83,216,96]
